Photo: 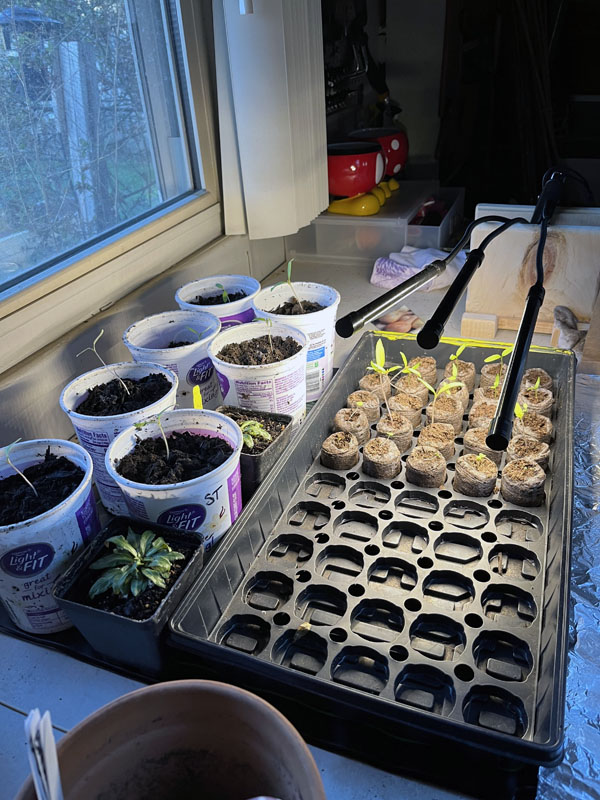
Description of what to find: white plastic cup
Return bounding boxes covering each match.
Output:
[175,274,260,329]
[105,409,243,550]
[0,439,100,634]
[123,310,222,409]
[208,320,308,425]
[253,282,341,402]
[60,363,178,516]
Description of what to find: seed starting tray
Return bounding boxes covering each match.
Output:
[170,332,574,797]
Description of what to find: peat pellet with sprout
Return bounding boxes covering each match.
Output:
[473,385,502,405]
[425,394,463,434]
[517,386,553,418]
[462,427,502,465]
[437,378,469,411]
[389,391,422,427]
[362,437,402,479]
[501,458,546,507]
[453,453,498,497]
[506,436,550,471]
[419,422,455,460]
[320,432,359,470]
[480,362,506,389]
[522,367,553,392]
[443,359,476,392]
[514,410,553,444]
[393,373,429,405]
[359,372,392,401]
[333,408,371,445]
[376,412,413,453]
[408,355,437,385]
[405,445,446,488]
[347,390,381,423]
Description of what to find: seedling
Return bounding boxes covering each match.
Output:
[2,439,38,497]
[272,258,304,312]
[76,329,131,396]
[449,344,467,362]
[134,410,170,460]
[255,316,275,356]
[185,326,208,341]
[215,283,230,303]
[531,376,541,402]
[415,374,462,425]
[514,401,528,420]
[239,420,272,450]
[349,401,364,422]
[88,528,184,599]
[484,345,514,372]
[368,339,402,416]
[475,452,487,464]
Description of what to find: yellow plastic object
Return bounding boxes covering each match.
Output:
[388,177,400,191]
[192,385,203,409]
[378,181,392,198]
[327,193,381,216]
[370,186,385,205]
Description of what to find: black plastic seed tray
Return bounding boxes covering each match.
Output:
[169,332,574,796]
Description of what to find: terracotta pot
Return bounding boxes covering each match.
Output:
[16,680,325,800]
[348,127,409,177]
[327,142,384,197]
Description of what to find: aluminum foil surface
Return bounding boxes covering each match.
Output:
[538,375,600,800]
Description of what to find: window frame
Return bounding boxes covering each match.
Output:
[0,0,221,377]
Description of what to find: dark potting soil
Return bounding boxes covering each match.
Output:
[168,340,193,348]
[75,373,172,417]
[221,409,287,455]
[217,334,301,365]
[116,431,233,484]
[0,448,84,526]
[192,290,247,305]
[270,299,325,315]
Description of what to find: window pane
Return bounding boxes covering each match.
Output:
[0,0,197,291]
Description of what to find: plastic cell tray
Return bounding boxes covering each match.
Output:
[170,332,574,794]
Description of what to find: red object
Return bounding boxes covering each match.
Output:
[348,127,409,177]
[327,142,385,197]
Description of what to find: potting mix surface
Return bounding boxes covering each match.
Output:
[116,431,233,484]
[75,373,171,416]
[192,290,247,305]
[217,334,301,365]
[270,299,325,314]
[167,340,193,348]
[0,449,84,525]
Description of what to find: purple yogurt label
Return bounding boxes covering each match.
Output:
[216,370,231,399]
[75,489,101,543]
[0,543,55,577]
[227,464,243,524]
[187,357,214,386]
[157,503,206,531]
[220,307,255,329]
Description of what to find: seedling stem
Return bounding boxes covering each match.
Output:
[3,439,38,497]
[76,330,131,396]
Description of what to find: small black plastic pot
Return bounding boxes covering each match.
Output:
[53,518,203,675]
[216,406,293,503]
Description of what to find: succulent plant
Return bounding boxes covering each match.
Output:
[239,420,272,450]
[89,529,184,599]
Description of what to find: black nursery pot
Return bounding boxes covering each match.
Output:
[52,518,203,675]
[217,406,293,503]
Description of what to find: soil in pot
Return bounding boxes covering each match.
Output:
[473,385,502,405]
[333,408,371,445]
[405,445,446,488]
[517,386,553,418]
[522,367,553,392]
[220,408,287,455]
[506,436,550,471]
[425,394,463,434]
[462,427,503,465]
[408,355,437,384]
[362,437,402,479]
[116,431,233,484]
[376,412,413,453]
[192,289,247,305]
[0,448,84,526]
[393,373,429,404]
[468,400,498,430]
[167,340,193,348]
[480,362,506,389]
[269,299,325,314]
[358,372,392,401]
[501,458,545,506]
[514,410,553,443]
[437,378,469,411]
[347,390,381,423]
[418,422,455,460]
[453,453,498,497]
[320,432,359,470]
[443,359,476,392]
[75,373,172,417]
[389,391,422,427]
[217,335,301,365]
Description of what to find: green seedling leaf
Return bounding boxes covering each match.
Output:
[399,351,408,368]
[449,344,467,361]
[502,346,514,358]
[215,282,230,303]
[484,353,501,363]
[3,439,38,497]
[437,381,463,396]
[375,339,386,370]
[451,363,458,381]
[514,402,525,420]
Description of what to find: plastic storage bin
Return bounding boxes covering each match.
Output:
[406,187,465,249]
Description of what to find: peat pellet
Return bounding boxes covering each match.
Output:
[320,432,359,470]
[405,445,447,488]
[418,422,455,460]
[443,359,476,392]
[453,453,498,497]
[425,394,463,434]
[468,400,498,430]
[408,355,437,385]
[501,458,545,507]
[347,390,381,423]
[358,373,392,401]
[522,367,553,392]
[389,391,422,427]
[517,386,553,418]
[473,385,502,405]
[507,436,550,471]
[333,408,371,445]
[393,373,429,404]
[462,427,503,465]
[362,437,402,479]
[514,410,553,444]
[480,362,507,389]
[437,378,469,411]
[376,412,413,453]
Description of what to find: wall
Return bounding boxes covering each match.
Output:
[0,233,284,443]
